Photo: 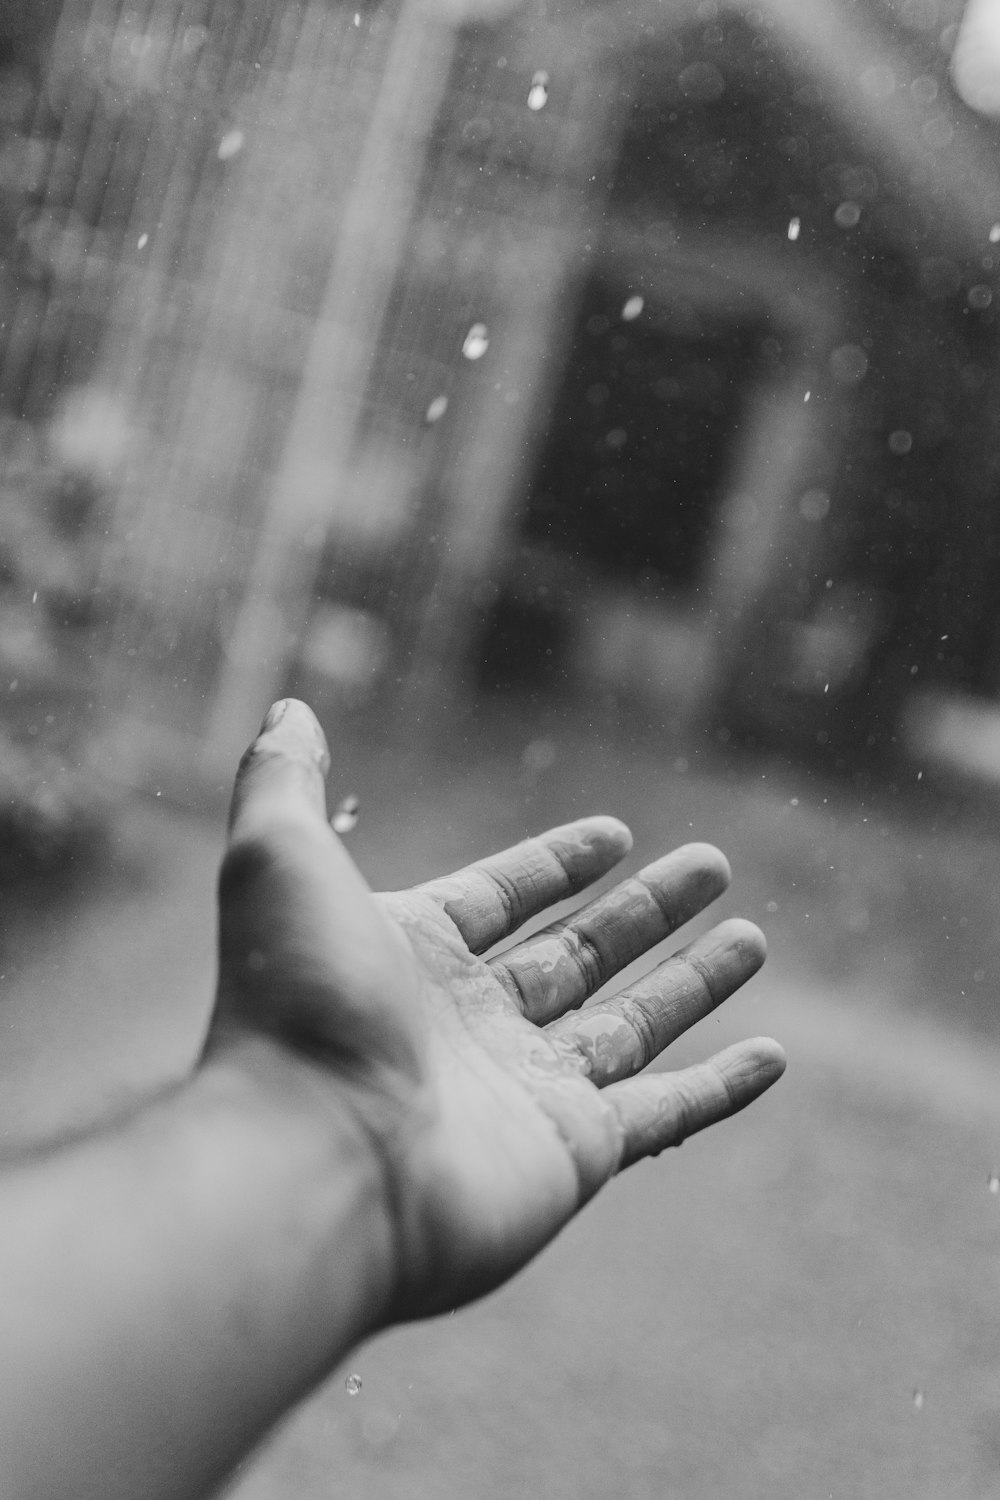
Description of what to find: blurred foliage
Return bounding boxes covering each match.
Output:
[0,723,110,882]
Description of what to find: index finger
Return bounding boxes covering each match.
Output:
[417,817,634,953]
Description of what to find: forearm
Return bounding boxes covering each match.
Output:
[0,1038,396,1500]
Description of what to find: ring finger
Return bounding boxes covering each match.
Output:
[489,842,731,1024]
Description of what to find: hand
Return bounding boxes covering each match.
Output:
[211,699,785,1324]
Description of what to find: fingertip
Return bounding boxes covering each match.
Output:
[716,915,767,971]
[682,840,732,889]
[230,698,331,834]
[254,698,329,770]
[582,815,633,859]
[719,1035,787,1093]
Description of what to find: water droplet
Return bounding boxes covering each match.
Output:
[990,224,1000,244]
[621,294,644,320]
[968,284,993,310]
[912,1387,924,1410]
[790,797,799,807]
[798,488,830,522]
[345,1373,363,1395]
[182,24,208,54]
[521,737,557,775]
[834,200,862,229]
[829,344,869,385]
[888,430,913,454]
[803,390,811,402]
[137,232,149,249]
[766,899,779,912]
[217,129,245,161]
[462,323,489,360]
[353,10,360,22]
[31,591,37,603]
[787,216,801,241]
[989,1172,1000,1194]
[425,395,448,423]
[527,70,549,110]
[332,795,360,834]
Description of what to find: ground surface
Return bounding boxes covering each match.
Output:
[1,698,999,1500]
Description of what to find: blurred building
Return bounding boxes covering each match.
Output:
[1,0,1000,788]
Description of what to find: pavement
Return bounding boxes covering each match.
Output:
[1,700,999,1500]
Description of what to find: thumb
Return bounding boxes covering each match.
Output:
[228,698,331,839]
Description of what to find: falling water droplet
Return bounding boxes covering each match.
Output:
[31,591,37,604]
[804,390,811,402]
[345,1373,363,1396]
[137,232,149,249]
[332,795,360,834]
[217,129,245,161]
[527,70,549,110]
[990,224,1000,243]
[989,1172,999,1194]
[462,323,489,360]
[353,10,360,23]
[425,395,448,423]
[621,295,644,321]
[787,216,801,241]
[912,1388,924,1410]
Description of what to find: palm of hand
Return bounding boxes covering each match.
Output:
[215,700,785,1323]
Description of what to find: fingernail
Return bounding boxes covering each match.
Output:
[260,700,288,733]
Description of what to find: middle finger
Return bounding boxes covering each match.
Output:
[489,842,730,1023]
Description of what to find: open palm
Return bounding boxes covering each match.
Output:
[212,700,785,1322]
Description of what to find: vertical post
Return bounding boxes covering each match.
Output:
[202,0,458,774]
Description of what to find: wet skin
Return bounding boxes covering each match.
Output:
[215,699,785,1320]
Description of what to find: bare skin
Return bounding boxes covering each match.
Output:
[0,698,785,1500]
[214,698,786,1320]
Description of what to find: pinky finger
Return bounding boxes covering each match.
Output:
[605,1038,786,1171]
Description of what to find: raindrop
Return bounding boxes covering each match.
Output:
[790,797,799,807]
[990,224,1000,243]
[31,590,37,604]
[462,323,489,360]
[137,232,149,249]
[829,344,869,385]
[834,200,862,229]
[968,284,993,310]
[217,129,245,161]
[332,795,360,834]
[787,216,801,241]
[766,900,779,912]
[522,738,557,775]
[678,60,725,102]
[989,1172,1000,1194]
[912,1388,924,1410]
[354,11,360,22]
[803,390,811,402]
[425,395,448,423]
[527,70,549,110]
[798,488,830,522]
[911,74,939,104]
[621,294,644,321]
[345,1373,363,1396]
[888,430,913,454]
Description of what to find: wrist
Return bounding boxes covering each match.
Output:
[195,1031,400,1353]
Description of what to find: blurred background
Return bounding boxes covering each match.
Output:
[1,0,1000,1495]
